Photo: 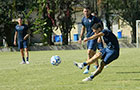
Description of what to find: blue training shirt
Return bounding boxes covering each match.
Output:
[101,29,120,51]
[15,24,28,41]
[82,15,100,37]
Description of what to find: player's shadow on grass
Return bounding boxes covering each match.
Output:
[130,79,140,81]
[106,79,140,82]
[116,71,140,81]
[111,65,140,67]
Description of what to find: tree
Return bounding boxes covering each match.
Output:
[45,0,56,45]
[83,0,98,13]
[32,0,79,45]
[101,0,140,43]
[55,0,79,45]
[102,0,111,30]
[31,0,55,45]
[0,0,15,46]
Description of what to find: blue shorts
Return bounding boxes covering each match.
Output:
[18,40,28,49]
[97,42,104,50]
[100,48,119,65]
[87,39,97,51]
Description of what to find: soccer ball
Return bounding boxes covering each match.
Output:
[50,55,61,66]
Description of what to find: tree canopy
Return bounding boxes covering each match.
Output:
[101,0,140,43]
[1,0,140,46]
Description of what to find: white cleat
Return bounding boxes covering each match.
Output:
[91,71,96,75]
[20,61,26,64]
[74,61,84,69]
[104,65,108,68]
[83,69,89,74]
[82,77,92,82]
[26,61,29,64]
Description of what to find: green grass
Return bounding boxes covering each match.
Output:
[0,48,140,90]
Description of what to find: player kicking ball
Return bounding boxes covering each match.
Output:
[74,23,120,81]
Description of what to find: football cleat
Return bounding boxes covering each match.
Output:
[74,61,84,69]
[26,61,29,64]
[20,61,26,64]
[82,77,92,82]
[83,69,89,74]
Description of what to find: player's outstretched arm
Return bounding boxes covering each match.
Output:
[84,32,104,42]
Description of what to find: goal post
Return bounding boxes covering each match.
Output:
[136,20,140,48]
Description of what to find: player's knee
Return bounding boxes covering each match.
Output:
[24,48,28,52]
[20,48,23,52]
[87,50,95,56]
[94,53,100,58]
[95,52,102,57]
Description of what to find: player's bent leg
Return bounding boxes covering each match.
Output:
[88,49,99,70]
[94,60,99,69]
[86,52,102,65]
[74,52,102,71]
[82,61,105,82]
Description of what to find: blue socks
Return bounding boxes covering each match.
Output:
[22,57,29,62]
[87,65,90,70]
[90,75,94,79]
[26,57,29,61]
[22,57,25,62]
[94,65,98,69]
[83,62,87,66]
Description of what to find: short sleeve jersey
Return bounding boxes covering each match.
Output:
[82,15,100,37]
[101,29,120,51]
[15,24,28,41]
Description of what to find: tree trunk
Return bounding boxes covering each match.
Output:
[46,28,54,45]
[62,31,68,45]
[131,25,136,43]
[105,13,111,30]
[105,1,111,30]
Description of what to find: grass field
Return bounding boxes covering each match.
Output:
[0,48,140,90]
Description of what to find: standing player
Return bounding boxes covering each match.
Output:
[74,23,120,81]
[78,7,103,74]
[14,17,30,64]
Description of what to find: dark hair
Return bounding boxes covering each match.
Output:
[92,23,102,30]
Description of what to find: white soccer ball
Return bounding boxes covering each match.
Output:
[50,55,61,66]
